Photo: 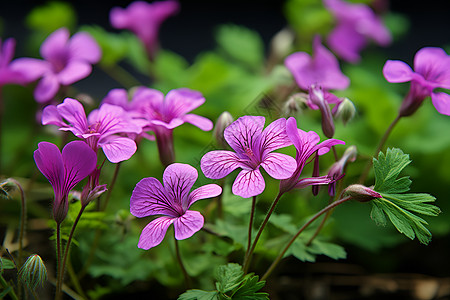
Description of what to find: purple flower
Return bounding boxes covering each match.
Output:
[130,163,222,249]
[0,38,28,87]
[324,0,391,63]
[110,0,179,59]
[132,87,213,166]
[201,116,297,198]
[327,145,357,196]
[383,47,450,116]
[285,36,350,91]
[42,98,142,163]
[34,141,97,223]
[280,117,345,194]
[11,28,101,103]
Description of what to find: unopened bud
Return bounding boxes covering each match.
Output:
[309,85,335,138]
[334,97,356,125]
[19,254,48,290]
[81,184,108,207]
[270,28,295,60]
[344,184,382,202]
[214,112,234,148]
[0,179,17,200]
[282,93,308,117]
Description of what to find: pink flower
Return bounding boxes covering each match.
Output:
[11,28,101,103]
[42,98,141,163]
[110,0,179,59]
[34,141,97,223]
[0,38,28,87]
[324,0,391,63]
[130,163,222,249]
[383,47,450,116]
[201,116,297,198]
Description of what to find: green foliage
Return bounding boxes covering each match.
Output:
[26,1,77,33]
[0,257,15,272]
[370,148,441,244]
[179,263,268,300]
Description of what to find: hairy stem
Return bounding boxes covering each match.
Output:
[359,115,401,184]
[55,223,62,300]
[174,238,191,289]
[261,196,353,281]
[245,196,257,261]
[243,192,283,273]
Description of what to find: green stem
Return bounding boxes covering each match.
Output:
[0,274,19,300]
[306,196,333,246]
[174,238,191,289]
[101,162,121,211]
[8,178,26,268]
[261,196,353,281]
[243,192,284,273]
[359,114,402,184]
[332,145,339,162]
[55,223,62,300]
[245,196,257,261]
[66,255,88,299]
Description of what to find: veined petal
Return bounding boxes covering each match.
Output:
[232,169,265,198]
[201,150,241,179]
[173,210,204,240]
[383,60,414,83]
[69,31,101,63]
[57,61,92,85]
[102,88,129,109]
[260,118,291,156]
[34,74,60,103]
[188,184,222,207]
[224,116,265,155]
[414,47,450,88]
[91,103,141,135]
[260,153,296,179]
[163,163,197,209]
[57,98,89,134]
[431,92,450,116]
[61,141,97,192]
[42,105,66,127]
[164,88,205,118]
[34,142,64,196]
[295,175,333,189]
[130,177,178,218]
[137,216,174,250]
[285,51,312,90]
[316,139,345,155]
[40,28,70,62]
[99,135,137,163]
[183,114,213,131]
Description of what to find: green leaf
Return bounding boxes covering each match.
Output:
[373,148,412,193]
[308,239,347,260]
[178,289,219,300]
[215,24,264,70]
[231,274,269,300]
[1,257,16,272]
[215,263,244,294]
[285,240,316,262]
[26,1,77,33]
[371,148,441,244]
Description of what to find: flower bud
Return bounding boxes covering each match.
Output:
[0,179,17,200]
[19,254,48,290]
[334,97,356,125]
[343,184,382,202]
[269,28,295,60]
[309,85,335,138]
[282,93,308,117]
[81,184,108,207]
[213,111,234,148]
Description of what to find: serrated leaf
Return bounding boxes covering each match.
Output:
[178,289,219,300]
[215,263,244,294]
[231,274,269,300]
[1,257,16,271]
[373,148,412,193]
[285,240,316,262]
[308,239,347,260]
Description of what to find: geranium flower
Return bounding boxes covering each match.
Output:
[0,38,28,87]
[201,116,297,198]
[11,28,101,103]
[132,87,213,166]
[42,98,142,163]
[280,117,345,194]
[34,141,97,223]
[324,0,391,63]
[285,36,350,91]
[130,163,222,249]
[110,0,179,59]
[383,47,450,116]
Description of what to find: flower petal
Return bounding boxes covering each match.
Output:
[414,47,450,88]
[183,114,213,131]
[383,60,414,83]
[99,135,137,163]
[56,98,89,135]
[57,61,92,85]
[163,163,197,209]
[40,28,70,62]
[130,177,178,218]
[295,176,333,189]
[173,210,204,240]
[42,105,66,127]
[201,150,241,179]
[327,22,366,63]
[138,216,174,250]
[10,58,51,82]
[260,118,291,156]
[260,153,296,180]
[34,142,64,194]
[102,88,129,109]
[232,169,265,198]
[224,116,265,155]
[69,31,101,64]
[188,184,222,207]
[431,92,450,116]
[164,88,206,118]
[34,74,60,103]
[61,141,97,191]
